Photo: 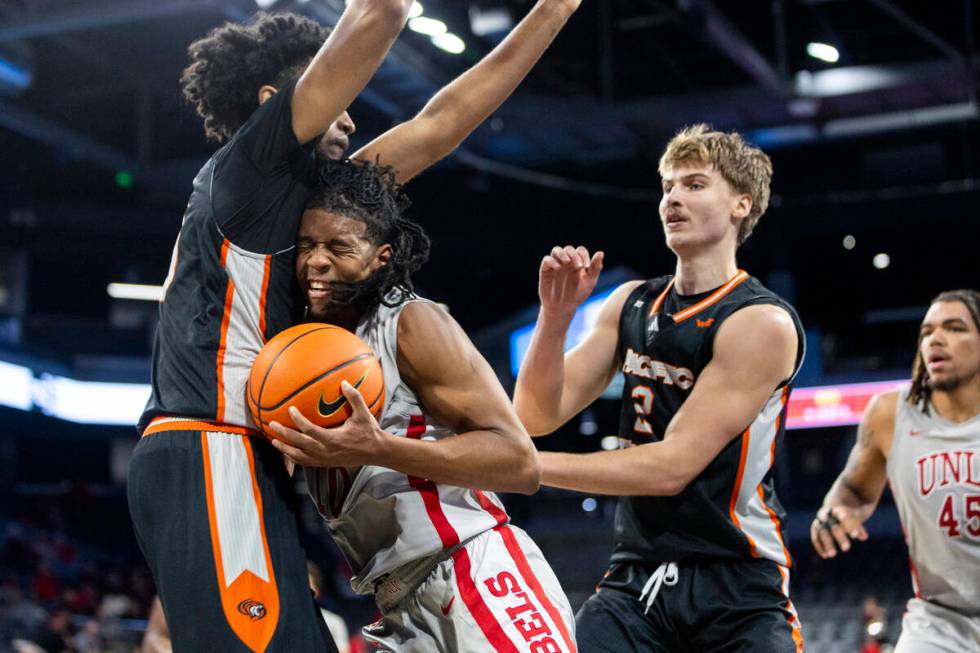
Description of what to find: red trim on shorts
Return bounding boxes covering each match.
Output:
[475,490,509,527]
[406,415,461,549]
[452,546,520,653]
[494,525,577,653]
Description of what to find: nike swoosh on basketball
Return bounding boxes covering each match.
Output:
[909,429,929,436]
[317,369,369,418]
[440,596,455,616]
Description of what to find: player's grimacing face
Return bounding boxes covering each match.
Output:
[919,301,980,392]
[295,209,390,318]
[658,163,749,253]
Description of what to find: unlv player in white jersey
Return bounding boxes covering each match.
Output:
[812,289,980,652]
[269,161,576,653]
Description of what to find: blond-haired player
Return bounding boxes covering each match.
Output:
[514,124,805,651]
[812,289,980,652]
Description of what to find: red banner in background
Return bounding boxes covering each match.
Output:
[786,380,907,430]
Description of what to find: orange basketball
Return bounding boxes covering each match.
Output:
[247,323,385,440]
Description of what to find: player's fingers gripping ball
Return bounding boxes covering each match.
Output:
[248,323,385,440]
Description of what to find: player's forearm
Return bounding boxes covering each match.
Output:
[513,310,574,435]
[820,475,880,522]
[375,428,541,494]
[540,443,690,496]
[414,0,576,155]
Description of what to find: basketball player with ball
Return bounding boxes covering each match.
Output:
[127,0,583,649]
[267,160,577,653]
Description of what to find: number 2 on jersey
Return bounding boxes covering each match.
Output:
[631,385,655,435]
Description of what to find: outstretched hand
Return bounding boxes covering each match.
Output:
[810,505,869,558]
[539,245,604,320]
[269,380,386,469]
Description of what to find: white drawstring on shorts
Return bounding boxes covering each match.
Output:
[638,562,678,614]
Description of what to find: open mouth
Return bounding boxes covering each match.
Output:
[307,279,331,300]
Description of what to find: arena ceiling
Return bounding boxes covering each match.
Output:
[0,0,977,342]
[1,0,977,190]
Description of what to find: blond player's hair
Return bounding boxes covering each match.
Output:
[658,124,773,246]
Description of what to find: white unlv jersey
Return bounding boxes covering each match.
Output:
[305,295,510,595]
[888,386,980,615]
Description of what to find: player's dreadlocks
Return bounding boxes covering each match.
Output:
[305,159,431,313]
[908,289,980,413]
[180,12,328,142]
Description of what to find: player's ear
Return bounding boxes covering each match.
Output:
[375,244,393,268]
[732,193,752,220]
[257,85,278,106]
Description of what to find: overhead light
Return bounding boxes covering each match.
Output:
[807,42,839,64]
[408,1,423,19]
[0,56,32,94]
[431,32,465,54]
[600,435,620,451]
[409,16,447,36]
[842,235,856,250]
[107,283,164,302]
[469,5,512,37]
[581,497,598,513]
[872,253,890,269]
[255,0,277,8]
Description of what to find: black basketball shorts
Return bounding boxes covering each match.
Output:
[127,418,337,652]
[575,557,803,653]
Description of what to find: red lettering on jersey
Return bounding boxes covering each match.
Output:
[530,638,562,653]
[918,453,939,497]
[514,607,551,641]
[484,572,520,598]
[967,452,980,489]
[482,573,556,644]
[938,495,961,537]
[504,591,537,621]
[918,450,980,497]
[940,451,964,487]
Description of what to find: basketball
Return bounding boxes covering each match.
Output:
[247,323,385,439]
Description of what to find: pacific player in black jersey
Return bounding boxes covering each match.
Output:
[127,1,583,650]
[513,124,806,652]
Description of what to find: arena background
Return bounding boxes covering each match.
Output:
[0,0,977,651]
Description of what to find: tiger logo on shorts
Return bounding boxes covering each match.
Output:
[237,598,267,620]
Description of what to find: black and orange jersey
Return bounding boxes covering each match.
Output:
[138,79,315,433]
[612,270,805,566]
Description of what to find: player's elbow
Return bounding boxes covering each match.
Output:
[512,397,560,437]
[659,475,689,497]
[348,0,411,35]
[653,457,695,496]
[511,458,542,495]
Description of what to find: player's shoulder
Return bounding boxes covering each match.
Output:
[719,302,798,344]
[610,277,670,313]
[866,390,901,424]
[398,299,459,345]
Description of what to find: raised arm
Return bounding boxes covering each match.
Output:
[513,245,633,435]
[539,303,799,495]
[270,302,541,494]
[291,0,412,145]
[810,392,894,558]
[353,0,581,182]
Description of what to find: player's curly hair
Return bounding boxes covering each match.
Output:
[909,289,980,413]
[180,12,328,142]
[306,159,431,312]
[658,123,773,246]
